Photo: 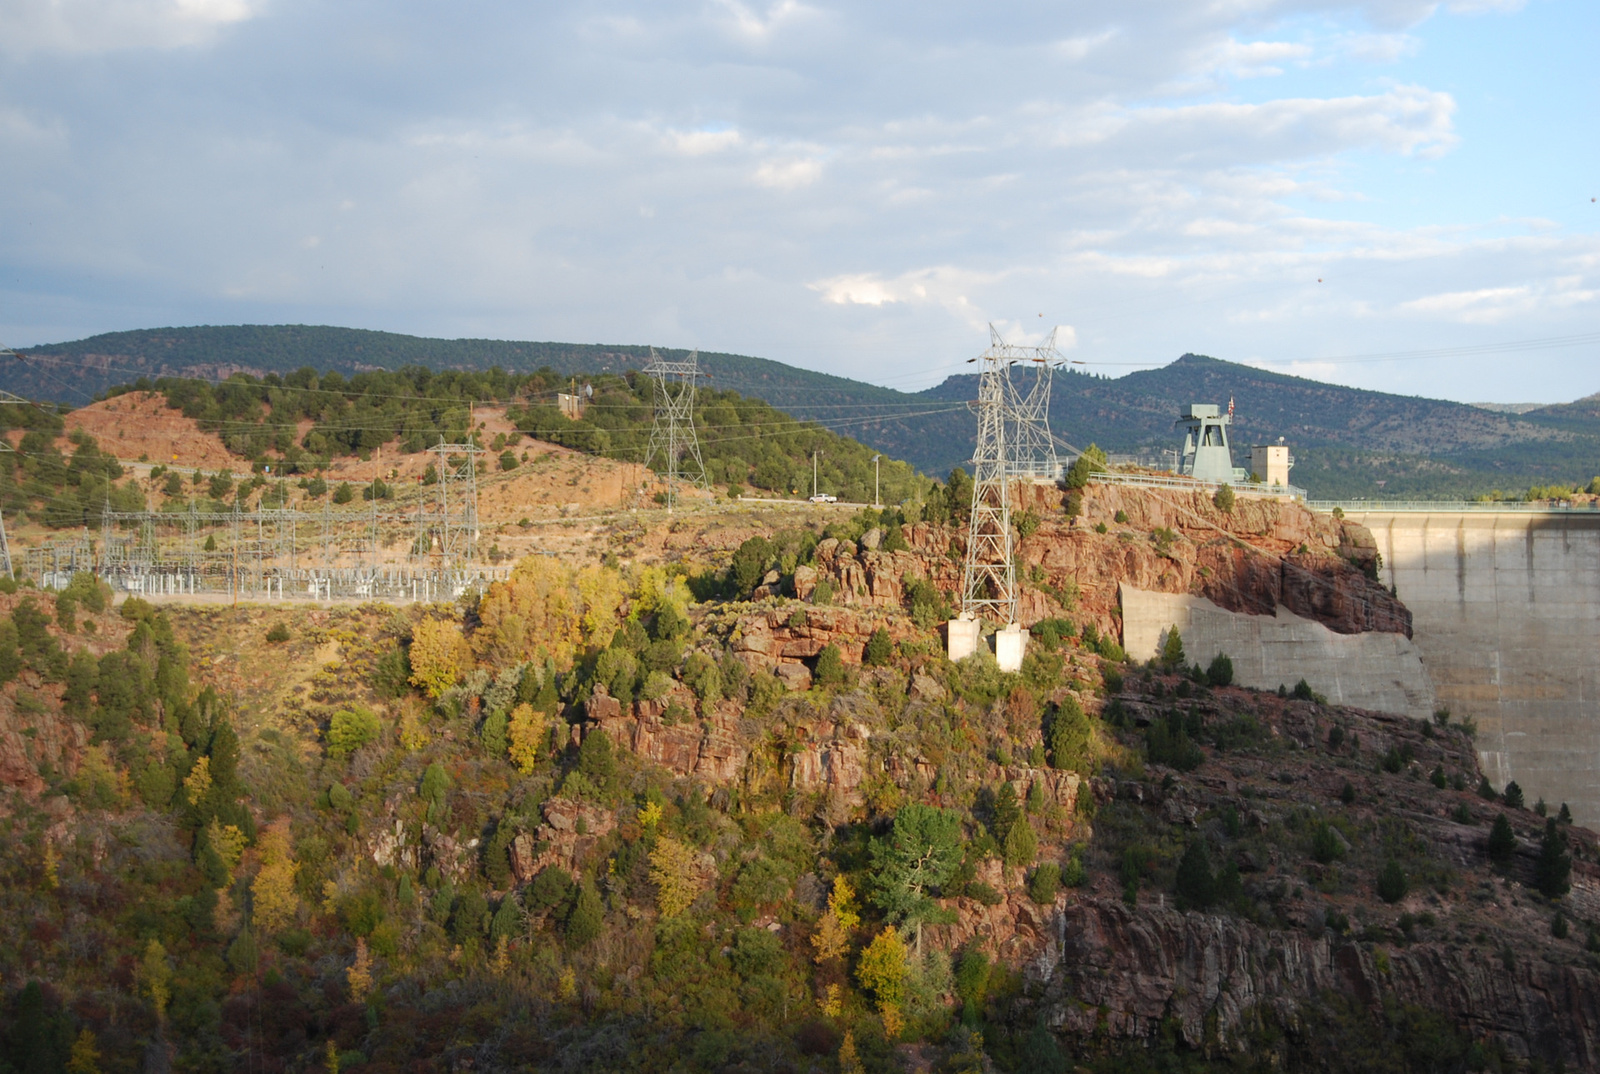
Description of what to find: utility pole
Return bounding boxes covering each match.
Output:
[812,450,819,500]
[643,348,708,512]
[871,455,881,509]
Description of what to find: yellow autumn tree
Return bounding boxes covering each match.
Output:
[506,703,547,774]
[811,874,860,963]
[183,756,212,807]
[140,939,172,1023]
[828,875,860,929]
[251,819,300,934]
[346,937,373,1002]
[648,835,703,918]
[207,819,248,886]
[473,557,627,669]
[856,926,909,1039]
[838,1031,864,1074]
[408,618,473,698]
[66,1029,102,1074]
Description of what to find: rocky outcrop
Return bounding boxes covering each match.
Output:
[729,605,913,671]
[1036,897,1600,1067]
[507,795,619,884]
[790,484,1407,644]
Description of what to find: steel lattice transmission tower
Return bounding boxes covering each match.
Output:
[959,325,1074,625]
[643,348,707,509]
[960,335,1019,625]
[993,325,1065,480]
[413,438,483,567]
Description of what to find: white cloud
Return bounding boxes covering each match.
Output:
[1054,29,1117,62]
[754,156,823,189]
[0,0,1590,406]
[1211,38,1313,78]
[669,128,742,155]
[0,0,257,55]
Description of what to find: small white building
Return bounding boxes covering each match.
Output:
[1249,442,1295,487]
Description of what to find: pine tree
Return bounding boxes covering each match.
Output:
[1376,860,1409,904]
[863,627,894,666]
[1535,819,1572,899]
[1161,626,1186,668]
[1503,781,1525,810]
[1174,840,1215,910]
[564,880,603,948]
[1488,814,1516,865]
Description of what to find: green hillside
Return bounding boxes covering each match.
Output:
[12,326,1600,500]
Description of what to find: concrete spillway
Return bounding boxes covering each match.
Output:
[1345,510,1600,827]
[1118,508,1600,825]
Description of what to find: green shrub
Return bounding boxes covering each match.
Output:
[1205,653,1233,688]
[1376,860,1408,903]
[1146,716,1203,772]
[326,706,381,759]
[1174,840,1215,910]
[1212,484,1235,513]
[265,622,290,643]
[1310,822,1345,864]
[1047,696,1091,772]
[1160,626,1186,668]
[1535,819,1572,898]
[1487,814,1515,865]
[813,644,844,687]
[1027,862,1061,905]
[863,627,894,667]
[564,880,603,948]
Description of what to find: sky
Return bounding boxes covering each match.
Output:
[0,0,1596,403]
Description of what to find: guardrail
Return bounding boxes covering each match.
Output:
[1089,470,1307,500]
[1309,500,1600,515]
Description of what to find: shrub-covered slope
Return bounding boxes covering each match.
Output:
[1,511,1596,1072]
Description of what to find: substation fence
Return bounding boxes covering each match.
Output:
[26,499,510,602]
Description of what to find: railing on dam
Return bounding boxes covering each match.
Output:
[1090,470,1308,500]
[1308,500,1600,515]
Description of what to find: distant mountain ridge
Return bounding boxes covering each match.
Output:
[11,324,1600,499]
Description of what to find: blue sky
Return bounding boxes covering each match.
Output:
[0,0,1595,403]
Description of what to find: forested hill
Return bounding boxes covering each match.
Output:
[10,325,905,420]
[12,326,1600,499]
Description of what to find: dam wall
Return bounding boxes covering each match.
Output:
[1120,585,1436,720]
[1342,510,1600,827]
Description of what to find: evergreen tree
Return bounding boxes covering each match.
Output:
[1160,626,1186,668]
[1488,814,1516,865]
[870,804,964,927]
[1376,860,1409,904]
[1535,819,1572,899]
[863,628,894,667]
[1503,781,1525,810]
[564,880,603,948]
[1173,840,1215,910]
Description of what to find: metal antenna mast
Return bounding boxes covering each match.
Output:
[960,335,1018,625]
[642,348,707,510]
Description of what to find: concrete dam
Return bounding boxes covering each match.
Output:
[1124,506,1600,827]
